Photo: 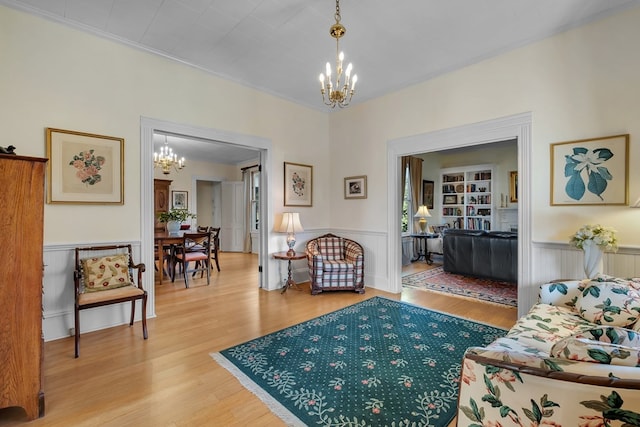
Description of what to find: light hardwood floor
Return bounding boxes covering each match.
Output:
[0,253,517,426]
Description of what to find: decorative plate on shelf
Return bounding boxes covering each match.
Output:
[455,184,464,193]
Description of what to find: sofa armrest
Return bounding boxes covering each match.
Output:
[458,351,640,426]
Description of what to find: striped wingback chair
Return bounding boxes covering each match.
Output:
[305,233,364,295]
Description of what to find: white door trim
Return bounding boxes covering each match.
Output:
[141,117,272,314]
[387,112,532,315]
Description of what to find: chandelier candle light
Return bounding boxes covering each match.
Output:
[414,205,432,234]
[154,135,185,175]
[278,212,304,256]
[319,0,357,108]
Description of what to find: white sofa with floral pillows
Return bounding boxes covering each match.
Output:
[457,275,640,425]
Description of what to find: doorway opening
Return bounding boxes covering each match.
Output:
[141,117,272,316]
[387,112,532,315]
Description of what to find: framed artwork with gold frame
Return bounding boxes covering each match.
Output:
[509,171,518,203]
[46,128,124,204]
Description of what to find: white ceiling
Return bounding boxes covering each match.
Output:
[4,0,639,163]
[153,132,259,165]
[4,0,639,111]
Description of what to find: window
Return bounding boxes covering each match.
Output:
[251,170,259,231]
[402,165,412,234]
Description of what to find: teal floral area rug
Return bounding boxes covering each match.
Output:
[211,296,506,426]
[403,267,517,308]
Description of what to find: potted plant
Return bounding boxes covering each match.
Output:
[157,209,196,233]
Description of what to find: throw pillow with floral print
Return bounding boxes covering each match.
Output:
[81,254,131,292]
[575,282,640,327]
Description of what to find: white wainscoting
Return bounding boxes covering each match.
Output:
[43,242,147,342]
[44,237,640,341]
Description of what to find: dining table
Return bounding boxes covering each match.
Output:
[154,230,186,286]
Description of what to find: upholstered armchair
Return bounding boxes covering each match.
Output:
[426,224,449,255]
[305,233,365,295]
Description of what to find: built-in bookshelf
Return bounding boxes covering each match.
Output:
[441,164,494,230]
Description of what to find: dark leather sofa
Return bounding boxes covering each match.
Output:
[442,229,517,282]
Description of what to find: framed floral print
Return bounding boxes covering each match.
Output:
[344,175,367,199]
[550,134,629,206]
[46,128,124,204]
[284,162,312,207]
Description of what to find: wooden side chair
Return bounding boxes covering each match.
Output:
[210,227,221,272]
[74,244,148,358]
[197,226,221,272]
[171,232,211,287]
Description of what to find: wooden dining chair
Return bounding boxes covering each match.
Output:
[197,226,221,272]
[74,244,148,357]
[210,227,221,272]
[171,232,211,287]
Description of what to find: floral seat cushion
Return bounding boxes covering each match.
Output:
[550,326,640,366]
[494,303,596,354]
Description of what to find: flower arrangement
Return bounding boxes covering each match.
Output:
[569,224,618,252]
[157,209,196,223]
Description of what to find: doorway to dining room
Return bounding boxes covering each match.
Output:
[141,117,272,316]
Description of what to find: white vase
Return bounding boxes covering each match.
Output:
[583,241,604,279]
[166,220,181,233]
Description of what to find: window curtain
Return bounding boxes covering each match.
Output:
[242,169,252,253]
[401,156,423,232]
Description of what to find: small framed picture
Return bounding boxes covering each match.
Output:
[422,180,434,209]
[550,134,629,205]
[344,175,367,199]
[46,128,124,204]
[443,195,458,205]
[284,162,312,207]
[509,171,518,203]
[172,190,188,209]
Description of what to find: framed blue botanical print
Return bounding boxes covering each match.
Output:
[550,134,628,205]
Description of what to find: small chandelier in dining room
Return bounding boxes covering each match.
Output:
[153,135,185,175]
[319,0,358,108]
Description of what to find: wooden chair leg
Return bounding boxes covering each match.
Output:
[142,295,148,340]
[129,300,135,326]
[74,306,80,358]
[183,261,189,288]
[211,250,220,272]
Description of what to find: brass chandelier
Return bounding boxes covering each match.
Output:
[318,0,357,108]
[153,135,185,175]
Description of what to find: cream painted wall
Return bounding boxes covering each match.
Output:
[329,6,640,248]
[3,3,640,308]
[0,6,330,247]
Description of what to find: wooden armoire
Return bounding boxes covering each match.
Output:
[0,154,47,419]
[154,178,172,231]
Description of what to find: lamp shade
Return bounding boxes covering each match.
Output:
[277,212,304,233]
[414,205,432,218]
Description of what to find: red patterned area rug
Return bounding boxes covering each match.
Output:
[402,266,517,307]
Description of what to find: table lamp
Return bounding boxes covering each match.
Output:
[414,205,431,234]
[277,212,304,256]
